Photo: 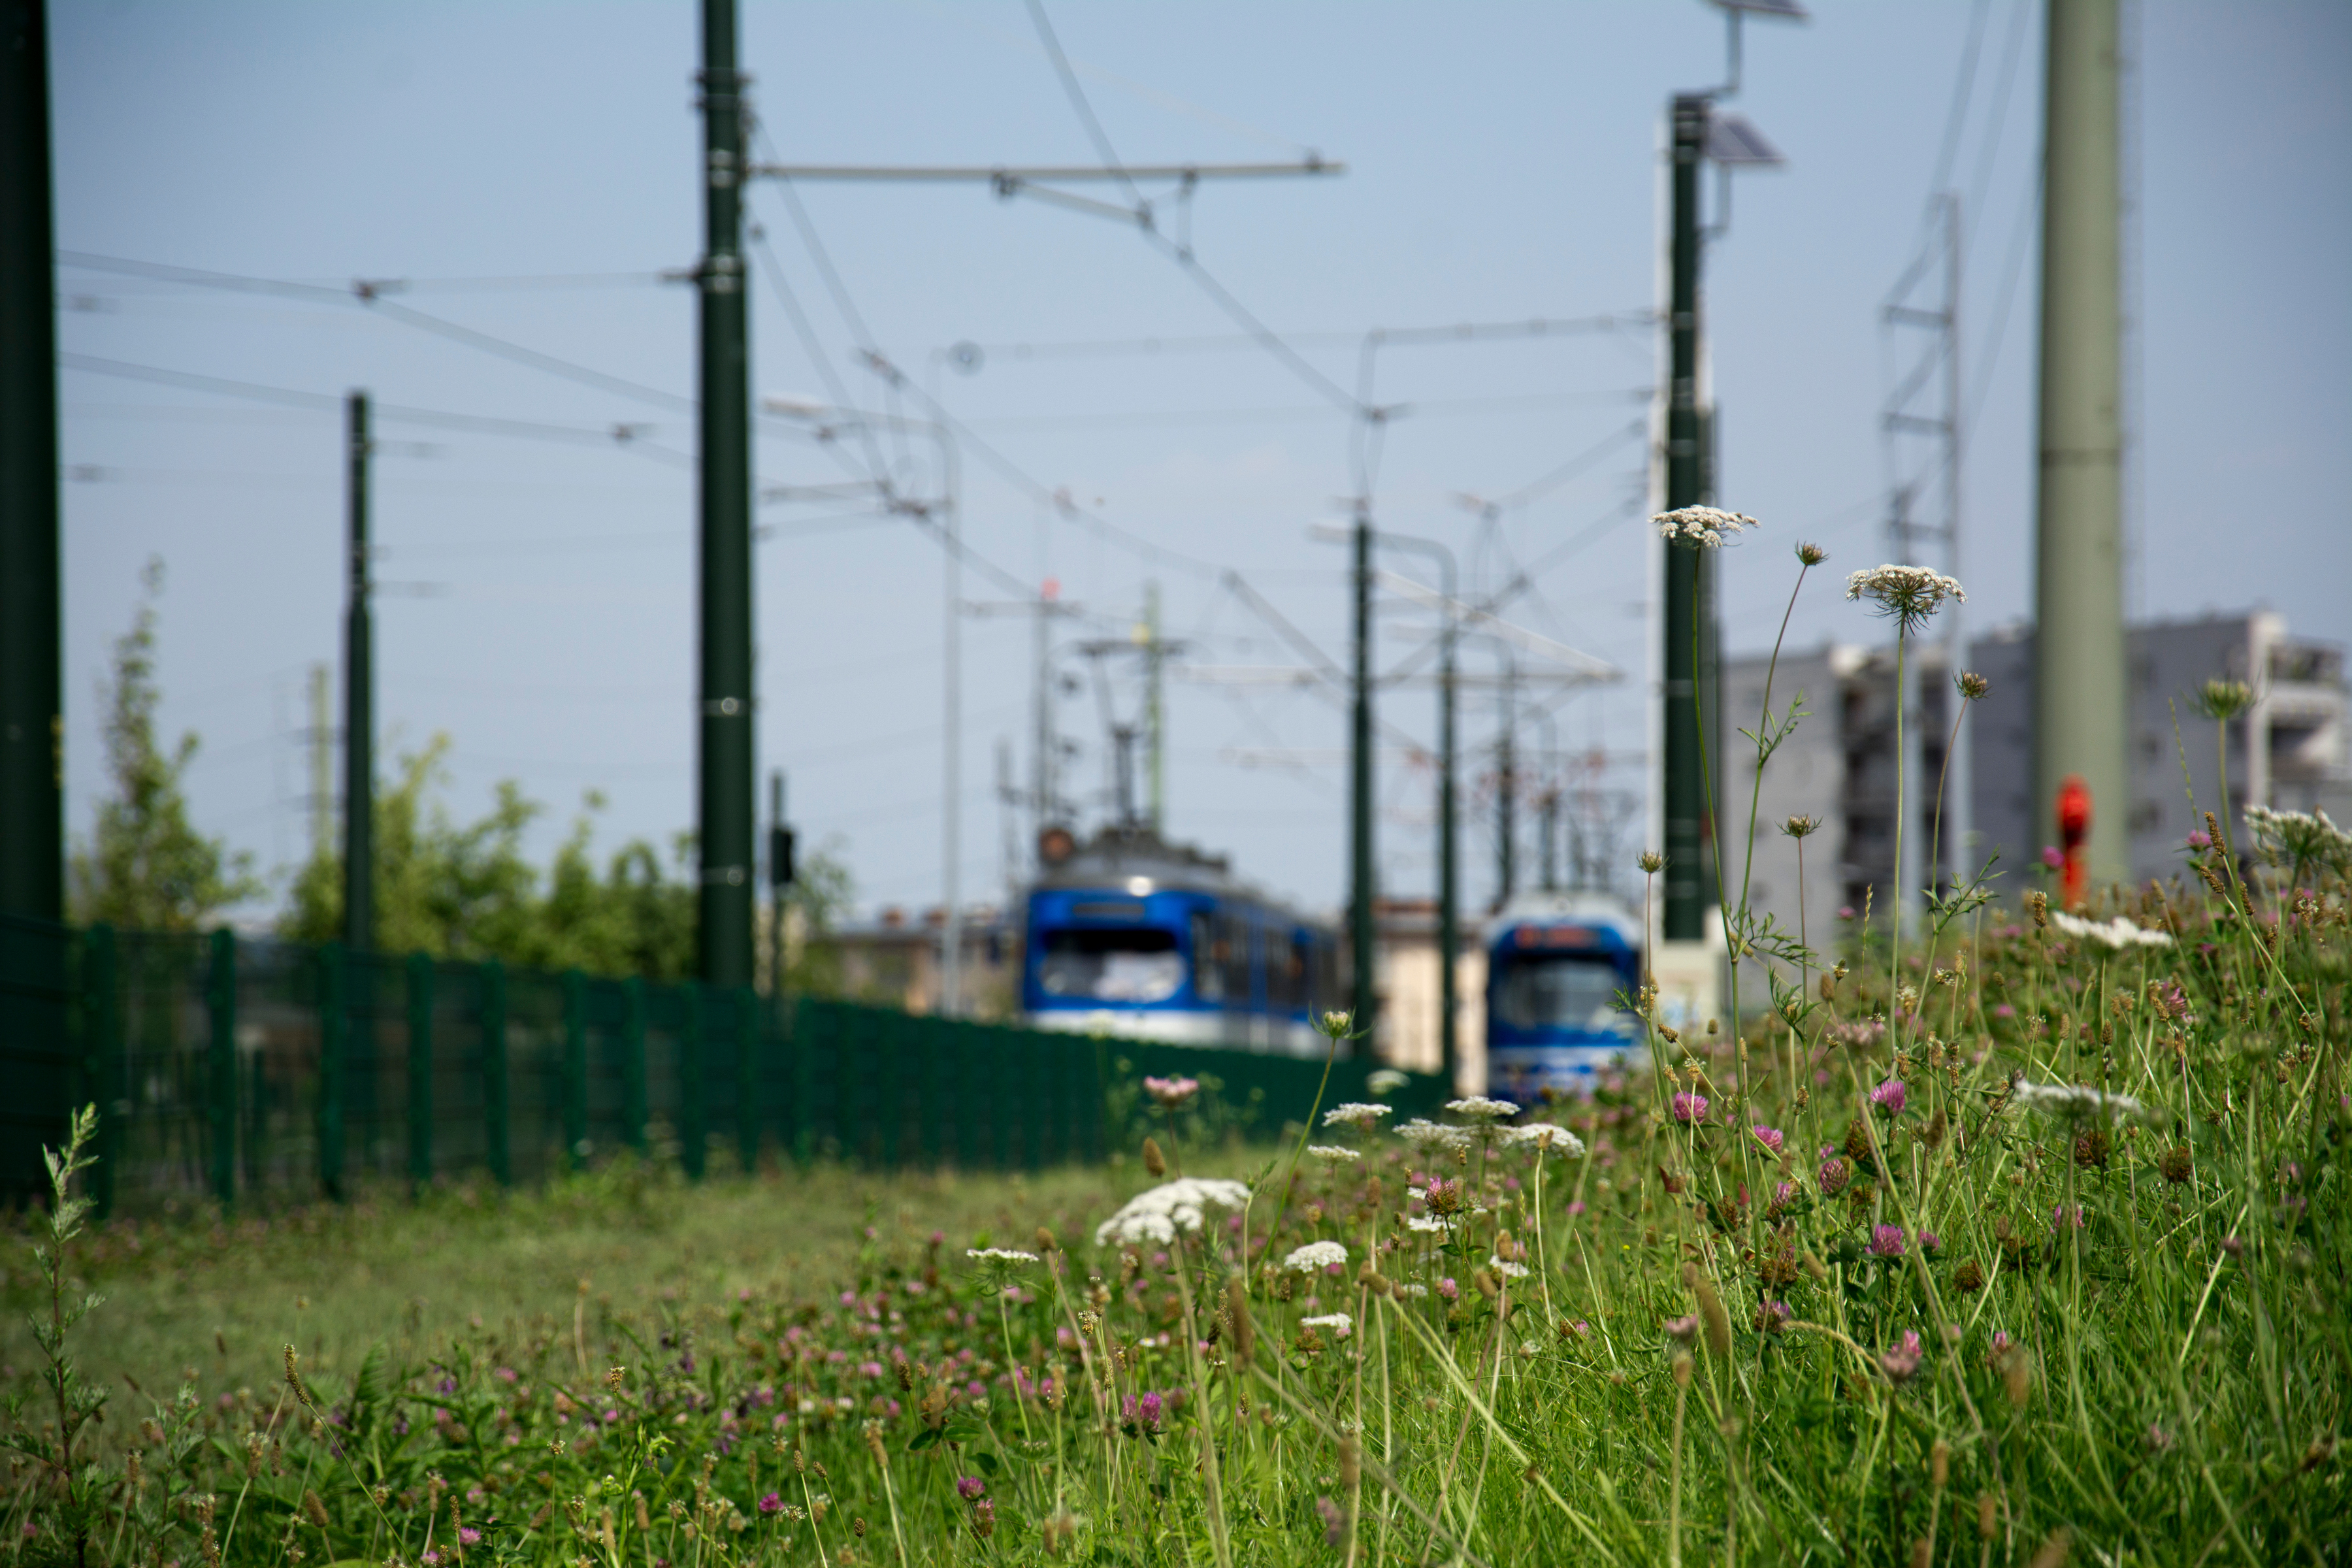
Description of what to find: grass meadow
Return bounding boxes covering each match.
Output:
[7,534,2349,1566]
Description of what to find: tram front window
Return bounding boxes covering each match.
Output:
[1493,954,1626,1032]
[1039,927,1184,1002]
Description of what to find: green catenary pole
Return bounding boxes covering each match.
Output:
[1348,509,1376,1049]
[696,0,757,988]
[1661,93,1714,943]
[343,392,373,954]
[407,952,433,1189]
[2032,0,2129,887]
[480,959,510,1186]
[0,0,61,930]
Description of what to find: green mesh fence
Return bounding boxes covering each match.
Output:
[0,917,1441,1211]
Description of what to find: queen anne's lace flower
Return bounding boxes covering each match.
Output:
[1322,1102,1394,1129]
[966,1248,1039,1265]
[2009,1080,2148,1122]
[1284,1241,1349,1273]
[1446,1096,1520,1121]
[1405,1215,1448,1234]
[1299,1313,1353,1337]
[1092,1177,1253,1248]
[1502,1122,1586,1156]
[1366,1068,1411,1094]
[1307,1145,1362,1162]
[1654,506,1761,548]
[1398,1119,1473,1151]
[1846,563,1965,632]
[2243,804,2352,874]
[2049,910,2174,951]
[1487,1258,1531,1279]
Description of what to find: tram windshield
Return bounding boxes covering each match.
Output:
[1037,926,1185,1003]
[1492,953,1628,1032]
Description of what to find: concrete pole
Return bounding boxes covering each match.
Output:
[2033,0,2129,889]
[342,393,373,953]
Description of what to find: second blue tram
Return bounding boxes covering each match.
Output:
[1484,893,1644,1097]
[1021,825,1339,1054]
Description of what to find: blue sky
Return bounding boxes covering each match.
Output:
[50,0,2351,923]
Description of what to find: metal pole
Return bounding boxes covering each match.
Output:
[940,464,962,1017]
[1438,568,1456,1089]
[343,392,372,953]
[1145,581,1165,832]
[1661,92,1710,941]
[0,0,61,925]
[768,770,788,996]
[2033,0,2129,889]
[697,0,757,986]
[1348,508,1376,1047]
[1497,648,1518,906]
[1944,193,1974,893]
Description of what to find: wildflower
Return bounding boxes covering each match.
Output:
[1818,1156,1850,1196]
[955,1477,986,1503]
[1846,563,1965,632]
[1405,1215,1447,1234]
[2051,1204,2085,1232]
[2192,678,2254,722]
[1320,1011,1354,1038]
[2146,1424,2174,1454]
[1956,670,1990,701]
[1284,1241,1349,1274]
[1868,1224,1907,1258]
[1671,1092,1710,1124]
[1750,1124,1784,1156]
[2185,829,2212,851]
[1918,1232,1940,1254]
[1315,1497,1347,1548]
[1092,1177,1252,1248]
[2242,804,2352,874]
[1780,814,1820,839]
[1503,1122,1585,1156]
[2049,909,2173,950]
[966,1248,1040,1266]
[758,1494,783,1515]
[1754,1300,1792,1333]
[1322,1102,1394,1130]
[2219,1235,2244,1258]
[457,1529,481,1547]
[1307,1145,1362,1163]
[2008,1080,2148,1122]
[970,1497,996,1539]
[1366,1068,1410,1094]
[2158,1147,2193,1184]
[1141,1075,1200,1111]
[1487,1258,1531,1279]
[1436,1277,1460,1303]
[1421,1176,1465,1216]
[1664,1315,1701,1344]
[1300,1313,1354,1339]
[1446,1096,1520,1121]
[1397,1119,1473,1152]
[1654,505,1760,547]
[1796,541,1828,566]
[1869,1079,1907,1116]
[1638,849,1665,874]
[1879,1330,1924,1384]
[2040,845,2065,870]
[1954,1258,1985,1292]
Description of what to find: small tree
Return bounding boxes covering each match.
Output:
[69,558,260,930]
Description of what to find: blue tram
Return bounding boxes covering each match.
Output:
[1021,825,1339,1054]
[1484,892,1644,1098]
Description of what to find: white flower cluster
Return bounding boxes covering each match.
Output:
[2050,910,2174,951]
[1654,506,1761,548]
[1487,1258,1531,1280]
[1445,1096,1521,1122]
[1284,1241,1350,1273]
[1392,1282,1430,1299]
[1322,1102,1395,1128]
[1092,1177,1253,1248]
[1397,1119,1473,1151]
[1846,563,1966,630]
[2243,804,2352,872]
[1299,1313,1354,1337]
[1502,1122,1586,1156]
[1307,1144,1362,1163]
[1366,1068,1411,1094]
[1405,1214,1449,1234]
[2010,1081,2149,1122]
[966,1247,1039,1265]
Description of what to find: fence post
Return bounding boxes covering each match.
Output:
[481,960,510,1187]
[318,940,345,1201]
[563,970,589,1171]
[80,925,120,1218]
[735,985,758,1175]
[622,976,648,1156]
[407,953,434,1190]
[681,985,706,1181]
